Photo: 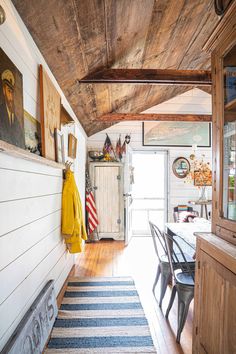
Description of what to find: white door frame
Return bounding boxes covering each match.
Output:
[131,150,169,235]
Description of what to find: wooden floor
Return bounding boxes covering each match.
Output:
[71,237,193,354]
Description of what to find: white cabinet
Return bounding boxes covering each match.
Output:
[89,162,124,240]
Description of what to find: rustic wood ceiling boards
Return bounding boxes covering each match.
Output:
[12,0,218,136]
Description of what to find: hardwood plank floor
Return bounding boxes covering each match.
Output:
[71,237,193,354]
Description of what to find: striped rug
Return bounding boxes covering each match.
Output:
[46,276,156,353]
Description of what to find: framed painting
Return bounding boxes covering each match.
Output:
[54,128,65,164]
[0,48,25,149]
[142,122,211,147]
[39,65,61,161]
[68,133,77,159]
[24,110,41,155]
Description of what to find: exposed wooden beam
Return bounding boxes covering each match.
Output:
[79,69,212,86]
[97,113,212,122]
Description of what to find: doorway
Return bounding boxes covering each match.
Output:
[131,151,168,236]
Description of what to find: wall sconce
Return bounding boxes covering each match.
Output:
[0,5,6,25]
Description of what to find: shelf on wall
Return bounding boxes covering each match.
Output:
[0,140,65,169]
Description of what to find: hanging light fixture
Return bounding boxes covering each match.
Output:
[0,5,6,25]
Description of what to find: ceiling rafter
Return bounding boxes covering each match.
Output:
[79,69,212,86]
[97,113,212,122]
[12,0,218,135]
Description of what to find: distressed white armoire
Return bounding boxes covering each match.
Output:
[89,162,124,240]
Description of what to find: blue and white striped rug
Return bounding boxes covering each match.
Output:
[46,276,156,353]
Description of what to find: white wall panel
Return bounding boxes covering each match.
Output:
[0,0,87,350]
[0,168,62,201]
[0,227,62,304]
[0,153,62,175]
[0,210,61,271]
[0,243,66,347]
[0,193,62,236]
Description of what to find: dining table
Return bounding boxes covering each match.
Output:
[165,219,211,254]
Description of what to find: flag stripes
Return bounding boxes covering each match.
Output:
[86,190,98,234]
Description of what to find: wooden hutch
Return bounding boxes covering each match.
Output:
[193,2,236,353]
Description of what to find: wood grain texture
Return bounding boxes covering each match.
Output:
[98,113,212,122]
[210,2,236,242]
[193,234,236,354]
[80,68,212,85]
[12,0,219,135]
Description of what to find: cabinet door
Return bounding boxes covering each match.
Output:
[197,250,236,354]
[94,165,123,239]
[212,17,236,241]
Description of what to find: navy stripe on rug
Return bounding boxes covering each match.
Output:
[48,336,153,349]
[54,317,148,328]
[60,302,142,311]
[68,281,134,287]
[64,290,138,297]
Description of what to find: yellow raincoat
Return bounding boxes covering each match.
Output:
[61,170,87,253]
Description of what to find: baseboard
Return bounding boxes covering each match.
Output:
[56,264,75,308]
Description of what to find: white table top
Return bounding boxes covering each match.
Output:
[165,220,211,249]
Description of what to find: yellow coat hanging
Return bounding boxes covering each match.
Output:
[61,170,87,253]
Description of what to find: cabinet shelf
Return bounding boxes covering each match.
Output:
[0,139,65,169]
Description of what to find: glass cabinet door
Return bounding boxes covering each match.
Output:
[223,45,236,221]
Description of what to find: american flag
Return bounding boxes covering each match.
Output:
[85,171,98,235]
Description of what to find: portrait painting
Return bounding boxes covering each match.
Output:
[0,48,25,149]
[39,65,61,161]
[143,122,211,147]
[24,110,41,155]
[68,133,77,159]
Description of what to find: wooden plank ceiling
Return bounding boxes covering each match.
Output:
[13,0,218,136]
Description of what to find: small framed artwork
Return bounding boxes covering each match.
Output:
[0,48,25,149]
[68,133,77,159]
[54,129,65,164]
[24,110,41,155]
[39,64,61,161]
[142,122,211,147]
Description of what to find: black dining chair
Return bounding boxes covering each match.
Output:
[149,221,171,308]
[149,222,195,309]
[163,231,195,343]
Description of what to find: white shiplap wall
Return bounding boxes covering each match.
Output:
[0,0,87,349]
[88,89,212,221]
